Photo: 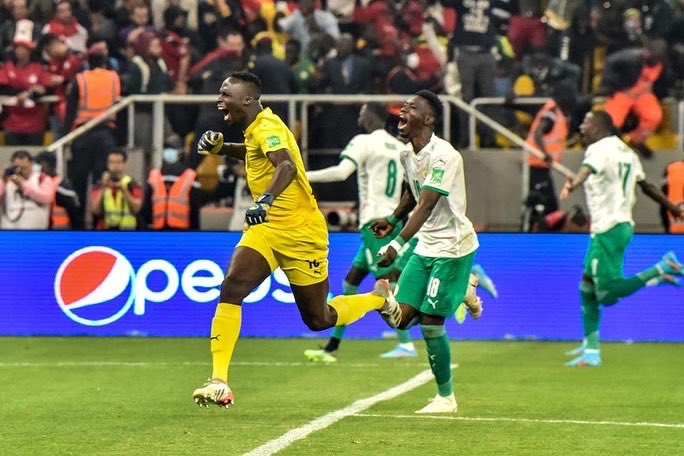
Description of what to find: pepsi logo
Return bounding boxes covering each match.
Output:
[54,246,135,326]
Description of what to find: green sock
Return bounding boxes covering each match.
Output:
[331,326,346,339]
[636,266,660,282]
[397,329,412,344]
[421,324,452,397]
[580,289,601,351]
[342,281,359,295]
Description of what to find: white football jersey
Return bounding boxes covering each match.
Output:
[340,129,405,226]
[582,135,646,234]
[400,134,478,258]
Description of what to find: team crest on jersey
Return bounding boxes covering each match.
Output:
[266,135,281,148]
[431,168,445,184]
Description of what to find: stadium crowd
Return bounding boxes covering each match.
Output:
[0,0,683,230]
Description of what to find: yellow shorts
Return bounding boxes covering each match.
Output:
[237,210,329,286]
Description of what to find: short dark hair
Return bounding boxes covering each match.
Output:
[38,33,61,50]
[36,151,56,168]
[230,71,262,97]
[592,110,617,134]
[107,148,127,162]
[11,150,32,162]
[365,102,388,122]
[218,26,243,41]
[415,90,442,122]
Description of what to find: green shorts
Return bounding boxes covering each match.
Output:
[583,222,632,287]
[395,250,476,318]
[351,222,418,279]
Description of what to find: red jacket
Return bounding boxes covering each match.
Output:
[0,61,56,133]
[47,53,83,121]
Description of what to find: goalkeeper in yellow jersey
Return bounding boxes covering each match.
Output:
[191,71,396,407]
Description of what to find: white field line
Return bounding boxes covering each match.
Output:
[0,361,418,368]
[243,369,436,456]
[354,413,684,429]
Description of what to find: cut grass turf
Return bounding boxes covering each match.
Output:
[0,338,682,456]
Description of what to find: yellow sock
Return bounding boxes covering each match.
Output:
[210,303,241,382]
[328,293,384,326]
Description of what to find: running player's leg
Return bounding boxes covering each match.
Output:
[194,245,274,406]
[414,252,475,414]
[304,265,368,363]
[378,268,418,358]
[593,223,681,305]
[566,275,602,367]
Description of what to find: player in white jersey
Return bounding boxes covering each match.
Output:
[370,90,483,414]
[303,104,497,363]
[560,111,683,367]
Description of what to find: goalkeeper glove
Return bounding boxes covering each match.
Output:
[245,193,274,225]
[198,131,223,155]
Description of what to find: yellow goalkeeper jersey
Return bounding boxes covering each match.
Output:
[243,107,319,228]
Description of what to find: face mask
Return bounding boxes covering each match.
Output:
[406,53,419,70]
[162,148,179,164]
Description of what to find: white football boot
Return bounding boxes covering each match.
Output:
[193,379,234,408]
[415,393,458,414]
[373,279,402,328]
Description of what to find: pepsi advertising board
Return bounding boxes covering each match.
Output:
[0,232,682,341]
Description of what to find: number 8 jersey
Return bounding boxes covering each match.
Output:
[340,129,406,226]
[582,135,646,234]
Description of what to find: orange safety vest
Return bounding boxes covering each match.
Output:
[666,161,684,234]
[149,168,196,229]
[50,176,70,229]
[526,99,568,168]
[74,68,121,128]
[625,62,662,99]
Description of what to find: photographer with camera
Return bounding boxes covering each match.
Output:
[90,149,142,230]
[0,150,57,229]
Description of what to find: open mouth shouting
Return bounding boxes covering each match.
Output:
[398,112,409,136]
[217,103,232,123]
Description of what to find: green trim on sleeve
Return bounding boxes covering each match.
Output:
[582,163,598,174]
[340,154,358,167]
[422,185,449,196]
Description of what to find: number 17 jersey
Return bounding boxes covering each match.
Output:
[582,135,646,234]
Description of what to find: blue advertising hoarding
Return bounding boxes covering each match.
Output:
[0,231,682,341]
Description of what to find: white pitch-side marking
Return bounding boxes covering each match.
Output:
[243,369,436,456]
[354,413,684,429]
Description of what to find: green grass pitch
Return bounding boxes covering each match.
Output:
[1,337,682,455]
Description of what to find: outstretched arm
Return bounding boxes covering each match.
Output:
[306,158,356,183]
[638,179,682,218]
[560,165,592,199]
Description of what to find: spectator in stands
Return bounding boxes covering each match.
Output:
[516,50,582,96]
[666,4,684,96]
[0,21,62,146]
[87,0,116,46]
[40,33,84,138]
[601,39,667,159]
[0,149,56,230]
[507,0,546,57]
[250,35,297,120]
[314,33,371,148]
[64,43,120,215]
[127,31,174,158]
[444,0,498,147]
[160,5,194,94]
[36,150,83,229]
[197,0,244,52]
[152,0,199,32]
[525,82,575,230]
[142,143,203,230]
[187,26,247,168]
[278,0,340,60]
[0,0,39,56]
[285,38,316,93]
[91,149,142,230]
[118,3,155,52]
[42,0,89,54]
